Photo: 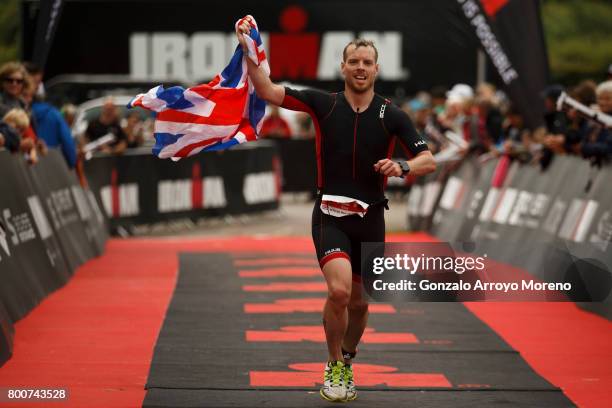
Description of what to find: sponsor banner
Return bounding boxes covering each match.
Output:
[0,151,69,322]
[582,166,612,254]
[84,143,280,232]
[0,298,12,367]
[472,157,592,283]
[22,0,544,102]
[422,155,612,319]
[407,165,448,232]
[0,149,107,358]
[457,0,548,128]
[431,158,484,241]
[78,185,109,255]
[28,150,102,270]
[30,0,65,68]
[567,163,612,319]
[505,158,586,279]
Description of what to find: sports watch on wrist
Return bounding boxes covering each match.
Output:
[397,161,410,178]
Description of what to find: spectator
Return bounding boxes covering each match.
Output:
[501,105,533,163]
[83,99,128,154]
[396,79,607,170]
[2,108,37,163]
[579,81,612,163]
[21,76,47,157]
[539,84,568,168]
[544,81,596,155]
[0,62,28,118]
[260,106,292,139]
[448,84,492,154]
[123,111,145,148]
[23,76,77,168]
[502,105,526,143]
[430,86,447,115]
[476,83,504,146]
[542,84,568,135]
[596,81,612,114]
[0,117,21,152]
[405,99,442,153]
[23,62,45,99]
[407,99,430,132]
[413,91,432,108]
[438,84,473,135]
[573,79,597,107]
[61,104,77,128]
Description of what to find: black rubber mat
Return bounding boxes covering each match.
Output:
[143,252,575,407]
[144,389,574,408]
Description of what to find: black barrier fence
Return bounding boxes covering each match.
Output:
[272,139,316,194]
[0,300,12,367]
[408,155,612,319]
[83,142,281,233]
[0,149,108,367]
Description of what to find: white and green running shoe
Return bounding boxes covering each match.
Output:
[344,363,357,401]
[320,361,347,402]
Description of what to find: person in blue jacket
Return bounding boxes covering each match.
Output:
[23,77,77,168]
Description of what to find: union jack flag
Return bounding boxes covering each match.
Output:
[128,16,269,159]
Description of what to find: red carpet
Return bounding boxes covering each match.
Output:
[404,232,612,408]
[465,302,612,408]
[0,233,610,407]
[0,236,313,407]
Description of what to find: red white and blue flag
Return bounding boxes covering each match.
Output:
[128,16,269,159]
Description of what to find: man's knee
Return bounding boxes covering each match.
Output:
[328,286,351,308]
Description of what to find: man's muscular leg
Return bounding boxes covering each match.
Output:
[342,278,369,361]
[321,258,352,362]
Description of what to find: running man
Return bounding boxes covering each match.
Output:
[236,15,436,402]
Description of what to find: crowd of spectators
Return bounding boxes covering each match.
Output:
[395,73,612,168]
[0,61,151,171]
[259,68,612,168]
[2,58,611,174]
[0,62,44,163]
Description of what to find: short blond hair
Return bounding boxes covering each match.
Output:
[3,109,30,131]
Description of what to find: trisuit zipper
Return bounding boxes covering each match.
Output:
[352,108,359,179]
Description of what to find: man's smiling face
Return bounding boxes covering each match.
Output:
[341,44,379,94]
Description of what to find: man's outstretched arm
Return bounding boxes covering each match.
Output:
[236,16,285,105]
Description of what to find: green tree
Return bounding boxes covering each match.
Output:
[0,0,19,64]
[542,0,612,83]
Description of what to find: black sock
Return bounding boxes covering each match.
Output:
[342,347,356,362]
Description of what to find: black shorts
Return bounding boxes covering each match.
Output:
[312,197,385,280]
